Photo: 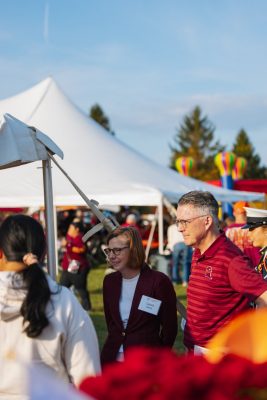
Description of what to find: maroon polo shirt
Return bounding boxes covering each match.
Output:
[184,233,267,350]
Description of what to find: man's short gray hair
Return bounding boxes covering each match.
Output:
[177,191,219,223]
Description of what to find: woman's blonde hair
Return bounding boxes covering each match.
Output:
[107,226,145,270]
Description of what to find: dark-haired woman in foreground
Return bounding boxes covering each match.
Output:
[0,214,100,398]
[101,226,177,365]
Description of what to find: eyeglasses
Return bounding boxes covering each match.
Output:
[103,246,129,257]
[175,214,209,229]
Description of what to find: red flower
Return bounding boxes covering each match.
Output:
[79,347,267,400]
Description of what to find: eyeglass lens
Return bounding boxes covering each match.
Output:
[175,219,188,227]
[175,214,208,227]
[104,247,128,256]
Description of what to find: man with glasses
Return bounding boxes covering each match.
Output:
[176,191,267,354]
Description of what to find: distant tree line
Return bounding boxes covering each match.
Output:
[89,103,266,180]
[170,106,267,180]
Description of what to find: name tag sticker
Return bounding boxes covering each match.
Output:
[138,295,162,315]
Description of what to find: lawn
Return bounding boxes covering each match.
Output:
[87,264,187,354]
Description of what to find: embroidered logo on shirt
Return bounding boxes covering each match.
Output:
[205,266,213,280]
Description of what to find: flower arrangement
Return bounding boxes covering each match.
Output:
[79,309,267,400]
[79,347,267,400]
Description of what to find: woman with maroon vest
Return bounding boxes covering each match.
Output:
[101,226,177,365]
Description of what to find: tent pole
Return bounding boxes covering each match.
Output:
[145,208,158,261]
[163,196,177,219]
[54,205,59,276]
[158,196,164,255]
[42,159,57,280]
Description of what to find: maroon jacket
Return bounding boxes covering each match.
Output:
[101,264,178,365]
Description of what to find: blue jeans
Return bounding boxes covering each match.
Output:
[172,243,192,283]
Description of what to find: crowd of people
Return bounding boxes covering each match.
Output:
[0,191,267,398]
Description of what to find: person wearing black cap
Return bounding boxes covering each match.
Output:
[242,207,267,280]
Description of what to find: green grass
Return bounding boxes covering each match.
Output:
[87,264,187,353]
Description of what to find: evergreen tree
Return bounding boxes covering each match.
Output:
[89,104,115,135]
[170,106,225,180]
[231,129,266,178]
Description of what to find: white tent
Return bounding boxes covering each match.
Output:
[0,77,264,254]
[0,77,263,209]
[0,113,65,278]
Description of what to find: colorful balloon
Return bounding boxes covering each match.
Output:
[214,152,237,217]
[232,157,247,180]
[214,152,236,176]
[175,157,194,176]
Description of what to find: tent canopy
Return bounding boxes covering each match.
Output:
[0,77,264,207]
[0,113,63,169]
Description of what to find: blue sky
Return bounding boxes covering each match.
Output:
[0,0,266,167]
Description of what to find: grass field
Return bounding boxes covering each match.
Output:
[87,264,187,353]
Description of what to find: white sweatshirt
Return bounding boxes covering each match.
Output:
[0,271,101,399]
